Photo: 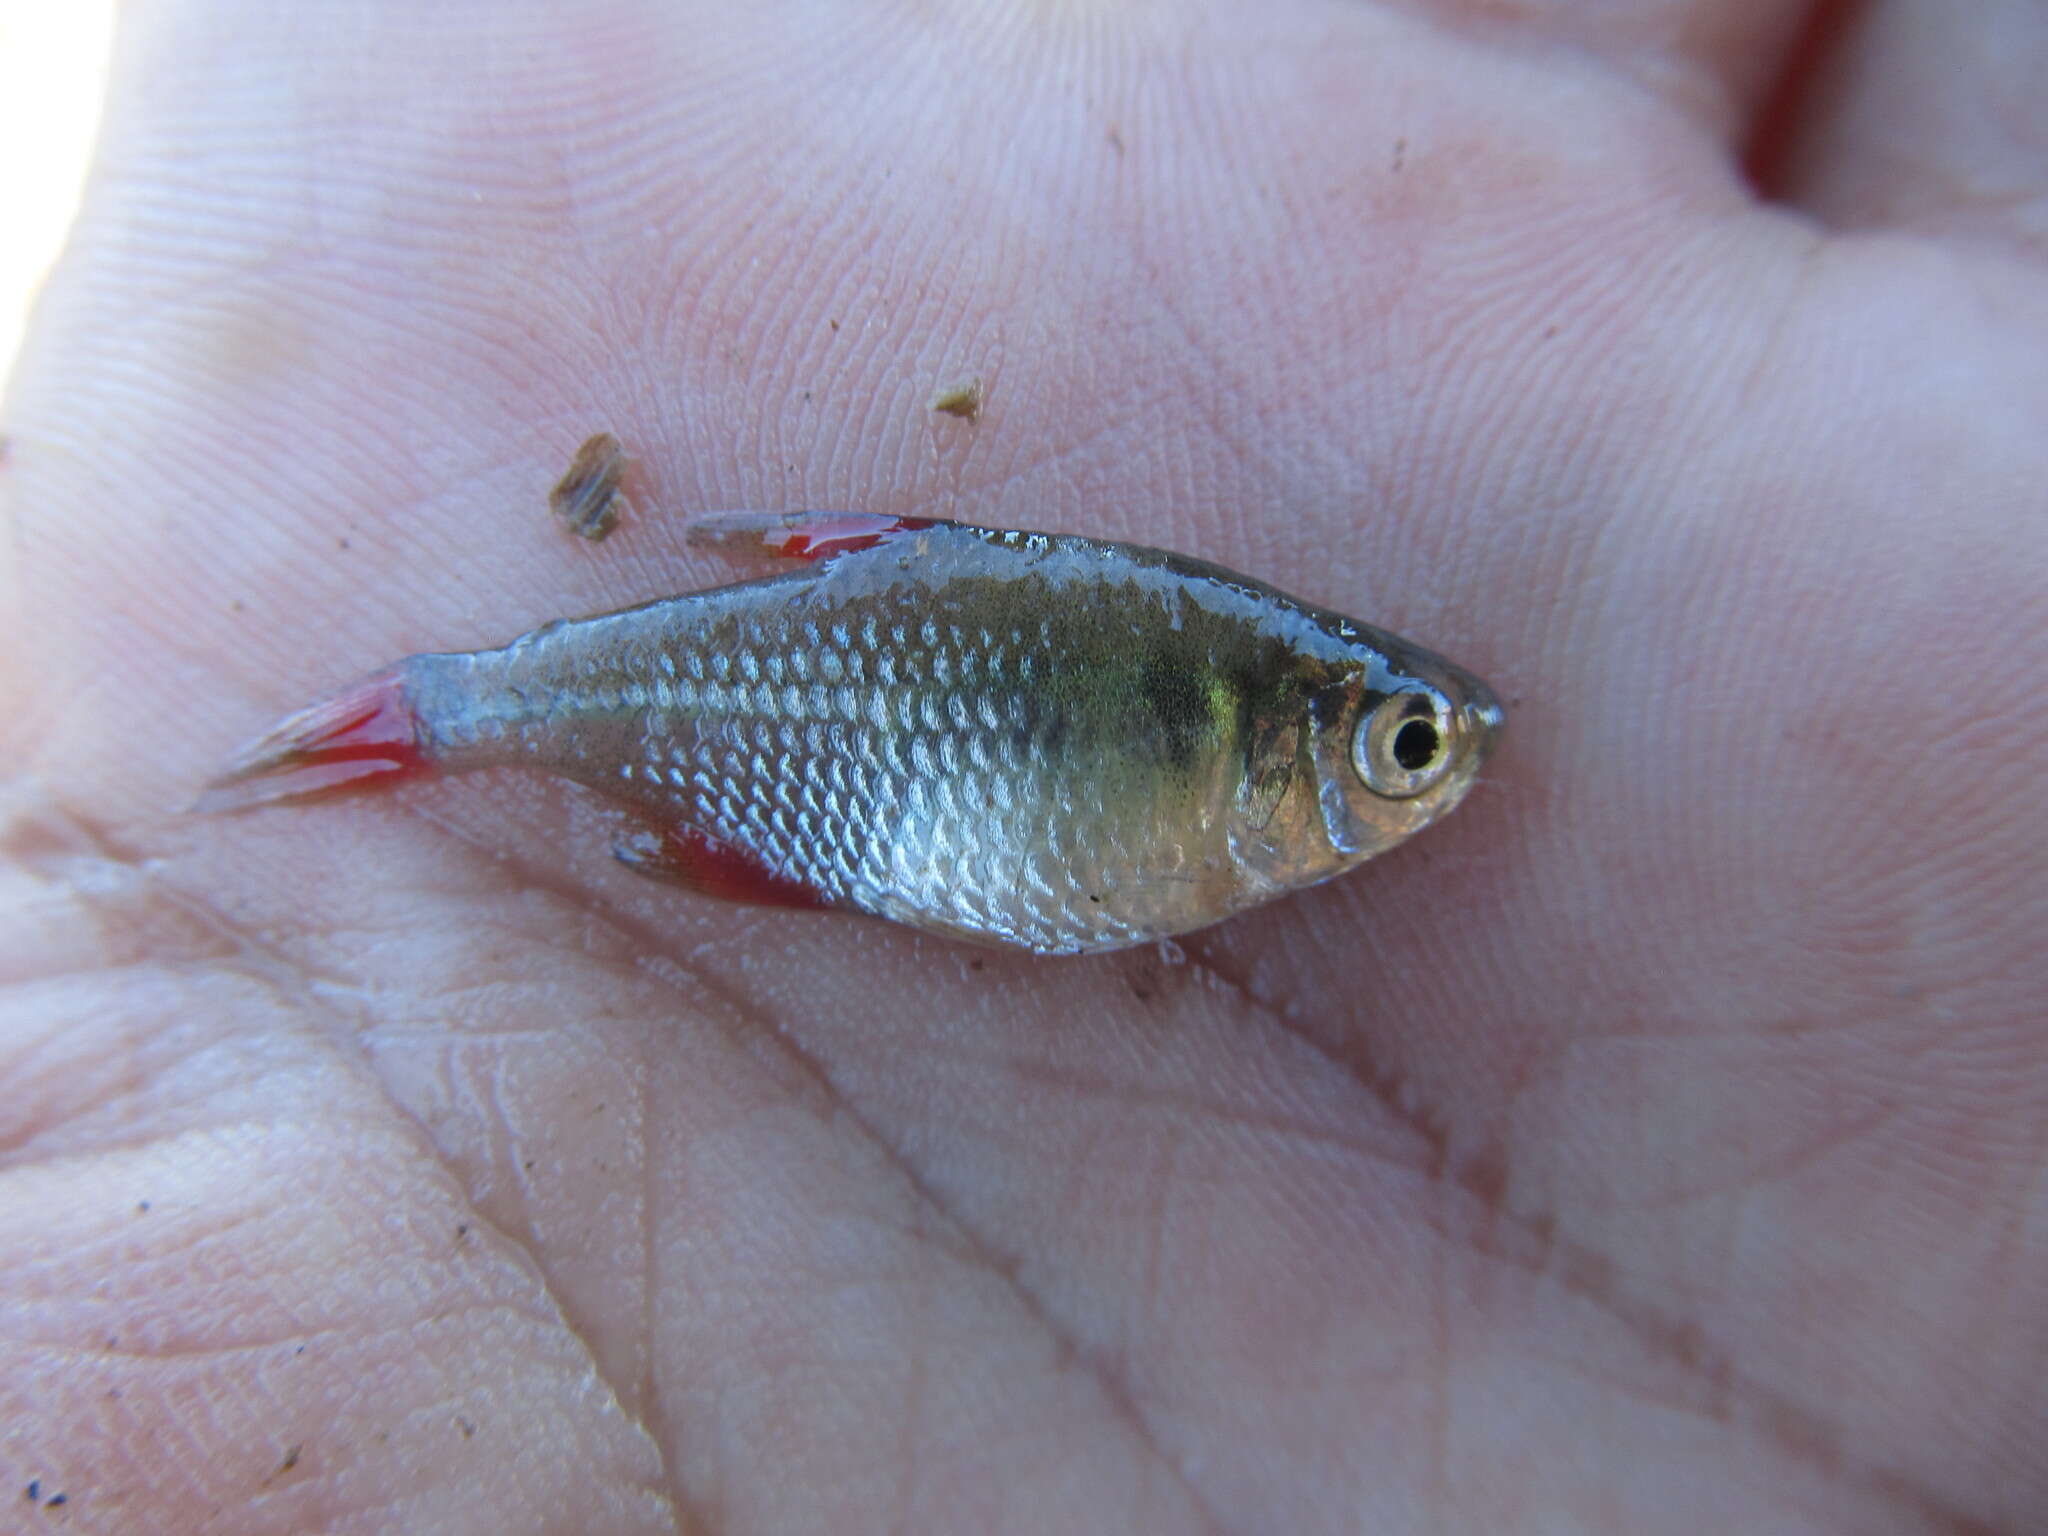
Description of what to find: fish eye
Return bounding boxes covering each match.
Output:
[1353,689,1454,799]
[1391,717,1440,771]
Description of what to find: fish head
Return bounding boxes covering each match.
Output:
[1229,629,1504,891]
[1311,632,1504,861]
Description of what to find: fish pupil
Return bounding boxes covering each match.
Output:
[1392,718,1440,771]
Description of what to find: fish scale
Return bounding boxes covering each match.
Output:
[695,600,1116,947]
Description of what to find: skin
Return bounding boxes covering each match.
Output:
[1,0,2044,1531]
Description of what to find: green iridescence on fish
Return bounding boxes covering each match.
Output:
[203,511,1504,955]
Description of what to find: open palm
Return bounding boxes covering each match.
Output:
[4,2,2044,1531]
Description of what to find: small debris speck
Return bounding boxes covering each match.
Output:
[551,432,629,541]
[455,1223,469,1240]
[280,1445,300,1473]
[25,1481,38,1501]
[46,1493,66,1508]
[456,1416,477,1439]
[930,378,983,420]
[136,1200,150,1214]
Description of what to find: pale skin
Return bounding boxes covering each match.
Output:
[2,0,2045,1531]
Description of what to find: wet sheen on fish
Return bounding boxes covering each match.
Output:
[203,510,1504,954]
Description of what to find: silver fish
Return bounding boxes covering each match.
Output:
[204,510,1504,954]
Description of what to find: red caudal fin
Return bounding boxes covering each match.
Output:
[683,511,940,562]
[612,823,831,909]
[194,668,430,814]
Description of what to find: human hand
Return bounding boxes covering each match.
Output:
[4,2,2044,1530]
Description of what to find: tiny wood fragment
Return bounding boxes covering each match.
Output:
[929,378,983,420]
[550,432,628,541]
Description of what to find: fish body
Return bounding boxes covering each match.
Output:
[207,513,1503,954]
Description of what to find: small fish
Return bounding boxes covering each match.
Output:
[203,509,1504,954]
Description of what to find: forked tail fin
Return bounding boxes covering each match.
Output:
[195,667,430,813]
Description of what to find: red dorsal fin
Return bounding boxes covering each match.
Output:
[196,668,429,813]
[613,824,831,909]
[684,511,940,562]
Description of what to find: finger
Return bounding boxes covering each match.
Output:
[1747,0,2048,248]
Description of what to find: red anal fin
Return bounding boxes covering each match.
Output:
[195,668,429,813]
[684,511,940,562]
[613,823,832,910]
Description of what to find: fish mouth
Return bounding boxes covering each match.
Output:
[1455,681,1507,764]
[1463,692,1505,737]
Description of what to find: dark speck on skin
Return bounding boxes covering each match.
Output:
[550,433,628,541]
[136,1200,149,1213]
[47,1494,67,1508]
[25,1481,38,1501]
